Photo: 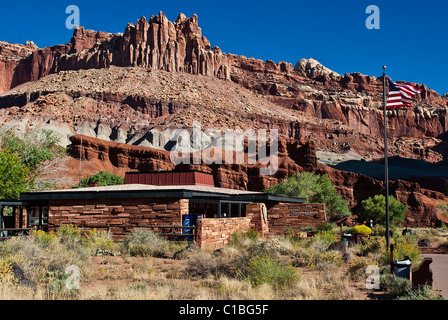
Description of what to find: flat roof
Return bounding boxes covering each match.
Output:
[20,184,305,204]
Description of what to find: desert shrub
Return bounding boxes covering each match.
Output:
[56,225,83,250]
[30,230,58,246]
[229,229,259,248]
[43,271,81,300]
[294,239,345,270]
[85,228,115,255]
[0,234,90,285]
[381,235,421,265]
[57,225,82,242]
[380,274,412,298]
[247,238,295,259]
[359,236,386,257]
[352,225,372,235]
[312,230,337,245]
[237,253,300,290]
[348,256,379,281]
[397,285,445,300]
[371,224,386,236]
[317,221,337,232]
[0,262,16,286]
[122,229,166,257]
[185,251,236,279]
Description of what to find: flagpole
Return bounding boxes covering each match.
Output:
[382,66,390,249]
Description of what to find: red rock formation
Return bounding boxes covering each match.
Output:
[67,135,446,227]
[0,12,230,95]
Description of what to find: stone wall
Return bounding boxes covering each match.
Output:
[267,203,326,236]
[246,203,269,236]
[48,198,188,239]
[196,217,251,250]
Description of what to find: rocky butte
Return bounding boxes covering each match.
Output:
[1,12,448,226]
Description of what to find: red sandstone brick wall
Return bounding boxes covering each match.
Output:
[267,203,326,236]
[48,198,188,239]
[246,203,269,236]
[196,217,251,250]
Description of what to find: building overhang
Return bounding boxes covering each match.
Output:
[20,184,305,204]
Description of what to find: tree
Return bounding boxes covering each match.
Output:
[265,171,351,219]
[0,149,34,200]
[0,128,64,171]
[359,194,407,227]
[77,171,124,188]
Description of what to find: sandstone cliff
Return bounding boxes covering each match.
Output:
[0,12,230,95]
[65,135,446,227]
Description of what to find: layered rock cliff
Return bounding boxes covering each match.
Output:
[66,135,446,227]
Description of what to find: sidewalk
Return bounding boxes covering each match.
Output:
[422,254,448,299]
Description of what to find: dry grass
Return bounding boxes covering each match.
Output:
[0,228,444,300]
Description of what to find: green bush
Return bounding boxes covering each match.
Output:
[1,128,64,171]
[359,195,407,227]
[238,253,300,290]
[265,172,351,219]
[75,171,124,188]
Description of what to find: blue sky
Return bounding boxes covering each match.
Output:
[1,0,446,94]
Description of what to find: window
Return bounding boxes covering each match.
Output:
[28,206,49,228]
[29,207,40,226]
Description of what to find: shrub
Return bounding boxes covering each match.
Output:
[238,253,300,290]
[265,172,351,219]
[294,239,345,270]
[359,236,386,257]
[122,229,166,257]
[380,274,412,298]
[313,230,338,245]
[379,234,421,266]
[30,230,58,246]
[85,228,115,255]
[348,256,379,281]
[43,271,81,300]
[247,238,295,259]
[56,225,83,249]
[359,195,407,227]
[351,225,372,235]
[229,229,259,248]
[76,171,124,188]
[397,285,445,300]
[317,221,337,232]
[185,251,236,279]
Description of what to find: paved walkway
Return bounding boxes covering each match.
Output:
[422,254,448,299]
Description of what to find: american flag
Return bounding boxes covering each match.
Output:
[386,79,422,109]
